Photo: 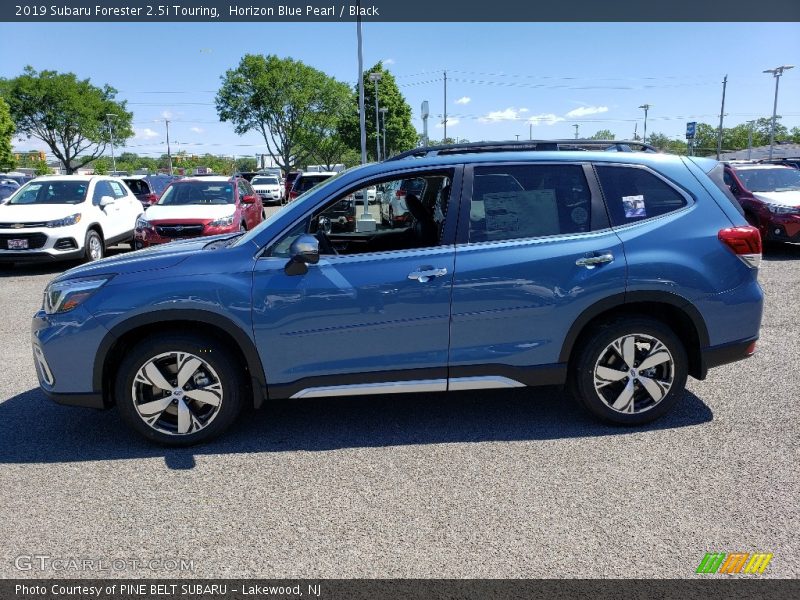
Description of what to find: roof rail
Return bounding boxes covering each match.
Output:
[386,139,658,161]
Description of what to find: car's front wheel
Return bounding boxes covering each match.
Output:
[115,334,245,445]
[84,230,104,262]
[570,317,688,425]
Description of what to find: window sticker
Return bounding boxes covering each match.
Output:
[622,194,646,218]
[483,189,559,238]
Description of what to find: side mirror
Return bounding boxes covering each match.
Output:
[99,195,115,207]
[241,194,257,204]
[284,234,320,276]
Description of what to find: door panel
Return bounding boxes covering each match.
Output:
[252,248,455,398]
[448,162,626,382]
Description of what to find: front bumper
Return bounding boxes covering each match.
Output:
[32,307,111,408]
[0,224,85,262]
[761,213,800,242]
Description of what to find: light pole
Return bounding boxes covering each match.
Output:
[369,71,382,161]
[763,65,794,160]
[638,104,651,144]
[746,120,755,160]
[105,113,117,174]
[379,107,388,159]
[165,119,173,176]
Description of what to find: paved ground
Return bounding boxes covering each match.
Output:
[0,237,798,579]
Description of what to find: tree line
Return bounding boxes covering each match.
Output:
[0,58,419,174]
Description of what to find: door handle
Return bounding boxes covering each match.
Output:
[576,252,614,268]
[408,267,448,282]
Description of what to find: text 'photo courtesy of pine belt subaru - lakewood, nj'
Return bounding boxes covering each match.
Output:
[31,141,764,446]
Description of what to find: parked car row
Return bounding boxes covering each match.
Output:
[0,174,266,264]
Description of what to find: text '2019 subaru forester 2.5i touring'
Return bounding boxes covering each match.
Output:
[32,141,763,445]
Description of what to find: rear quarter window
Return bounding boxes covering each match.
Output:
[596,165,689,226]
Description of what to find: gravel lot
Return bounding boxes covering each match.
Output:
[0,236,798,579]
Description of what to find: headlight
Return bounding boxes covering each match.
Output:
[46,213,81,228]
[766,204,800,215]
[135,215,151,229]
[43,276,112,315]
[209,215,235,227]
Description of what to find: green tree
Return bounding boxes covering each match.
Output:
[216,54,351,173]
[340,62,419,161]
[0,67,133,174]
[646,132,688,155]
[0,97,15,171]
[588,129,615,140]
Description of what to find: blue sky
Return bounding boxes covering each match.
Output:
[1,21,798,159]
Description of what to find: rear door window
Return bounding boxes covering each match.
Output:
[595,166,689,226]
[468,164,592,243]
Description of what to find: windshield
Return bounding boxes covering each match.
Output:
[252,176,279,185]
[158,181,234,205]
[6,180,88,205]
[735,168,800,192]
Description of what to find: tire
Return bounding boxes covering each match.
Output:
[115,334,245,446]
[569,317,688,425]
[84,229,104,263]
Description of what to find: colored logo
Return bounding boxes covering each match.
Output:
[696,552,773,574]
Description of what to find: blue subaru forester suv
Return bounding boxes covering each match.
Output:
[32,142,764,445]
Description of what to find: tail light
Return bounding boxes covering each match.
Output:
[146,193,158,204]
[718,226,762,268]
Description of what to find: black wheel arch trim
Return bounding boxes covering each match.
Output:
[558,290,710,364]
[93,309,268,409]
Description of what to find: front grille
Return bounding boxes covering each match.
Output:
[155,224,205,238]
[0,233,48,249]
[54,237,78,250]
[0,222,48,229]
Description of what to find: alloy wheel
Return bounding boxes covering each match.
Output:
[592,333,675,414]
[132,351,224,436]
[88,236,103,260]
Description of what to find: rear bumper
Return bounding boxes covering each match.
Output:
[698,336,758,379]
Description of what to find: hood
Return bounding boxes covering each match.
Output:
[753,191,800,208]
[145,204,236,221]
[53,237,222,283]
[0,203,84,224]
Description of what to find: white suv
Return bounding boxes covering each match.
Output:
[0,175,143,264]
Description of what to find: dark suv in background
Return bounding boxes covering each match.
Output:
[122,175,177,209]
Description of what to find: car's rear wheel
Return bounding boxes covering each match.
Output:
[84,230,104,262]
[570,317,687,425]
[115,334,244,446]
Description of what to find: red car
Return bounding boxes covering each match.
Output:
[134,176,263,248]
[724,162,800,243]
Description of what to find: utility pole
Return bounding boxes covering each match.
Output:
[763,65,794,160]
[443,69,447,141]
[356,10,367,165]
[573,124,579,139]
[165,119,173,176]
[515,134,520,141]
[105,113,117,174]
[529,123,532,140]
[746,120,755,160]
[638,104,651,144]
[379,107,388,159]
[421,101,429,147]
[716,75,727,160]
[369,71,382,161]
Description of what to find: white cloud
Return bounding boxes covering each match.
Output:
[160,110,173,119]
[565,105,609,118]
[479,107,528,123]
[190,127,204,134]
[527,113,565,126]
[135,127,159,140]
[455,96,471,105]
[383,58,395,65]
[436,118,460,128]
